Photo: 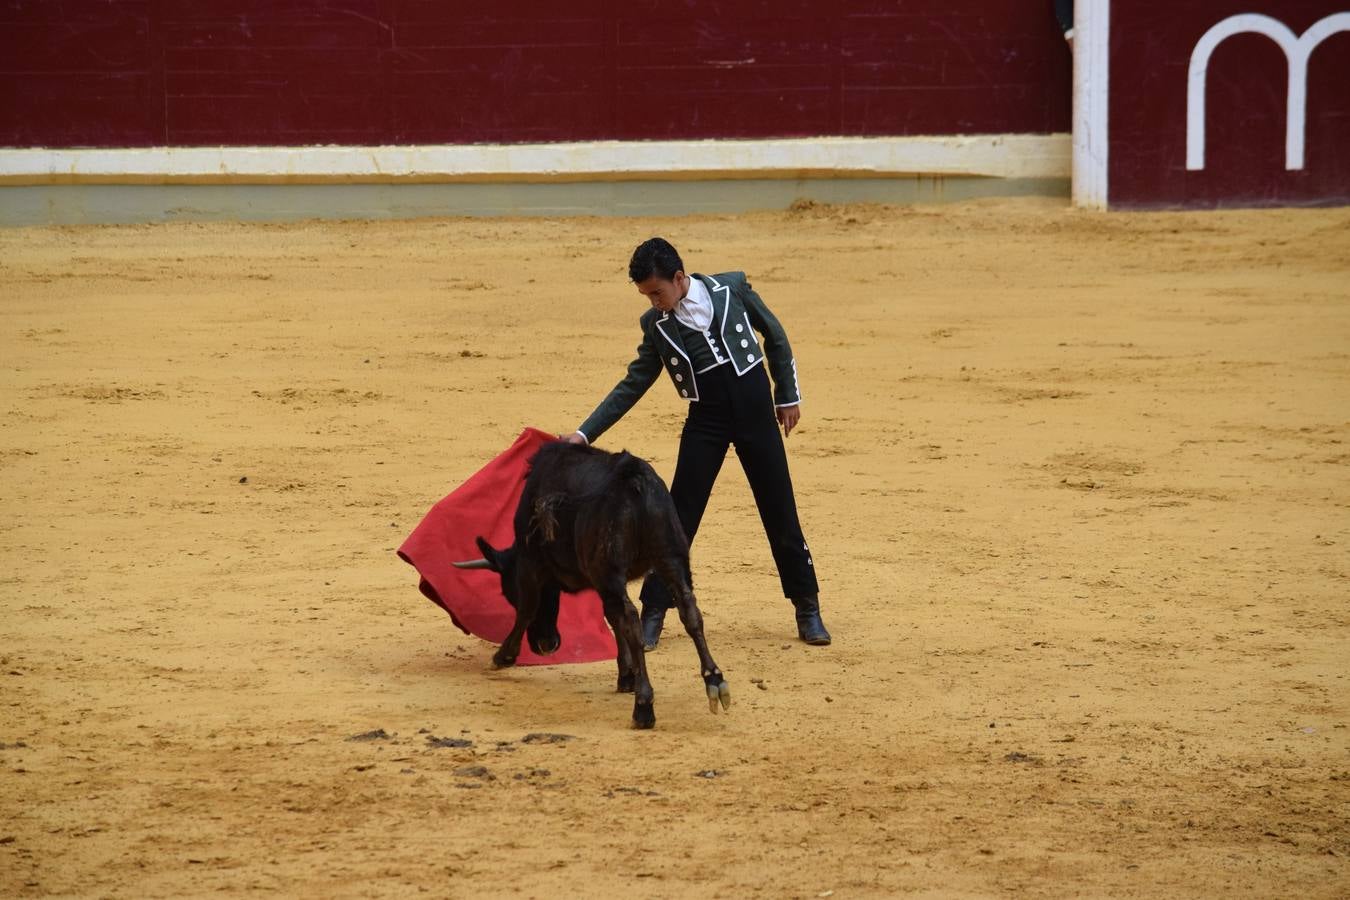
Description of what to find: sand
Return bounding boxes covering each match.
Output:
[2,197,1347,898]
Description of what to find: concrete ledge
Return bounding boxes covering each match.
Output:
[0,134,1069,185]
[0,176,1069,226]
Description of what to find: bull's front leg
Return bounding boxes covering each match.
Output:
[599,581,654,729]
[662,562,730,713]
[493,570,543,669]
[526,584,562,656]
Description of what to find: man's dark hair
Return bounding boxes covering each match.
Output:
[628,237,683,283]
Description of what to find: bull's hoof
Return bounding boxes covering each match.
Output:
[706,681,732,713]
[631,701,656,730]
[491,651,517,669]
[528,633,561,655]
[702,669,731,713]
[616,672,636,693]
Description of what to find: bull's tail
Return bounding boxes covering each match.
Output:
[556,450,648,505]
[526,446,651,542]
[607,451,648,494]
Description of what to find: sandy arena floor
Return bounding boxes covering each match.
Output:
[2,198,1348,898]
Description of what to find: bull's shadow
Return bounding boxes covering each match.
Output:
[453,442,731,730]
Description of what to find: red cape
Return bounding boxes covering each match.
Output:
[397,427,618,665]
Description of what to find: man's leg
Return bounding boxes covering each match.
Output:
[730,378,828,644]
[637,416,729,649]
[734,428,819,597]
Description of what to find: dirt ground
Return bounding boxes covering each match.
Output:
[1,197,1347,898]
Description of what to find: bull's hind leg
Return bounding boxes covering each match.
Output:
[598,580,655,729]
[658,558,731,713]
[601,601,637,694]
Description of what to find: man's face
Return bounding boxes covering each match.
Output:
[635,271,688,313]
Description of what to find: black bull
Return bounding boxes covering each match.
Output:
[454,441,730,729]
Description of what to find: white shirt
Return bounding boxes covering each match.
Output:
[673,275,714,331]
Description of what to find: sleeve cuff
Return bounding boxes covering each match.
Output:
[574,430,590,445]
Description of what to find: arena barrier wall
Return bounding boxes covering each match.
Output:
[0,2,1072,222]
[1074,1,1350,210]
[1,2,1069,147]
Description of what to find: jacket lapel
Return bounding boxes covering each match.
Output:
[702,273,748,374]
[653,314,687,359]
[701,274,731,335]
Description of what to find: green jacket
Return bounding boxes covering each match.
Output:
[577,272,801,443]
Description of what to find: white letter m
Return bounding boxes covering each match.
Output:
[1187,12,1350,171]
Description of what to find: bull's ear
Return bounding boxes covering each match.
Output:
[475,536,503,572]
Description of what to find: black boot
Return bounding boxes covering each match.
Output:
[791,596,832,646]
[640,603,667,652]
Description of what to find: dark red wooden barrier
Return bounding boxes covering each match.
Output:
[0,1,1070,147]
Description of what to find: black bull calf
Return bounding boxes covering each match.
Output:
[453,442,730,729]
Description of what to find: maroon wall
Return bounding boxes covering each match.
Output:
[1109,1,1350,209]
[1,1,1070,148]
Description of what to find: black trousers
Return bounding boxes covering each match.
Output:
[639,362,819,609]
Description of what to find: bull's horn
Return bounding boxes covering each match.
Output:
[451,559,494,570]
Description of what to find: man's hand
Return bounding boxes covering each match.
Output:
[560,431,587,445]
[776,405,801,438]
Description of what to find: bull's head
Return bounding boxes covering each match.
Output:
[453,536,510,574]
[453,536,561,657]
